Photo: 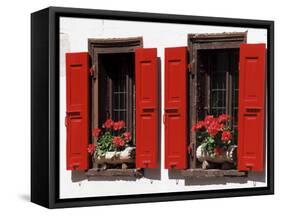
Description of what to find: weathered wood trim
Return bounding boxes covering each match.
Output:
[181,169,247,178]
[188,32,247,42]
[188,32,247,169]
[195,42,241,50]
[86,168,143,178]
[91,47,138,54]
[187,42,196,169]
[89,37,143,51]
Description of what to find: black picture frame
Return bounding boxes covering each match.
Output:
[31,6,274,208]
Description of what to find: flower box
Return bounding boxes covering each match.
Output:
[193,114,238,170]
[88,119,135,170]
[196,145,237,164]
[93,147,136,169]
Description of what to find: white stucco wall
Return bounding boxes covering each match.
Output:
[59,17,267,199]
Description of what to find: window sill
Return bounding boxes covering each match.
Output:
[86,168,143,178]
[181,169,247,178]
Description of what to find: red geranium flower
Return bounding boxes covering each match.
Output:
[113,120,126,130]
[204,115,215,127]
[218,114,230,123]
[208,126,219,136]
[221,131,232,142]
[112,136,125,147]
[87,143,96,155]
[123,132,131,142]
[207,119,222,136]
[113,122,119,131]
[118,120,125,129]
[92,128,101,137]
[103,119,114,129]
[192,120,205,131]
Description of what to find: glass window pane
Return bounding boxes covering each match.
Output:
[210,51,227,116]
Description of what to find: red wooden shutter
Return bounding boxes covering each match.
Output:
[238,44,266,171]
[66,52,90,170]
[135,48,159,168]
[164,47,188,169]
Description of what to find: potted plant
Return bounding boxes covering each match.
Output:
[192,114,237,169]
[87,119,135,169]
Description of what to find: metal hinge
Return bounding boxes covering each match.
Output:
[188,58,195,75]
[72,163,79,170]
[188,63,193,74]
[89,64,96,79]
[64,116,68,127]
[188,63,192,71]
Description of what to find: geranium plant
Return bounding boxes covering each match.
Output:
[192,114,236,157]
[87,119,132,158]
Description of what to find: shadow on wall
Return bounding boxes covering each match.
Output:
[87,176,138,182]
[247,171,266,182]
[184,176,249,186]
[184,172,266,186]
[72,169,266,184]
[168,169,183,180]
[167,169,266,186]
[72,171,138,182]
[71,170,87,182]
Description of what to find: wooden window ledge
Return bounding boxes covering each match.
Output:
[86,168,143,178]
[181,169,247,178]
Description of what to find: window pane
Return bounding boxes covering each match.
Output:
[210,51,227,116]
[110,55,127,122]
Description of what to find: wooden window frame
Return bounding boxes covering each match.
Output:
[88,37,143,148]
[188,32,247,169]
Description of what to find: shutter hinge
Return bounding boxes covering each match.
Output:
[143,160,151,168]
[246,163,254,171]
[188,63,192,74]
[72,163,79,170]
[64,115,68,127]
[90,64,96,79]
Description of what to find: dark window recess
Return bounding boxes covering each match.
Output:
[98,53,135,140]
[197,49,239,129]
